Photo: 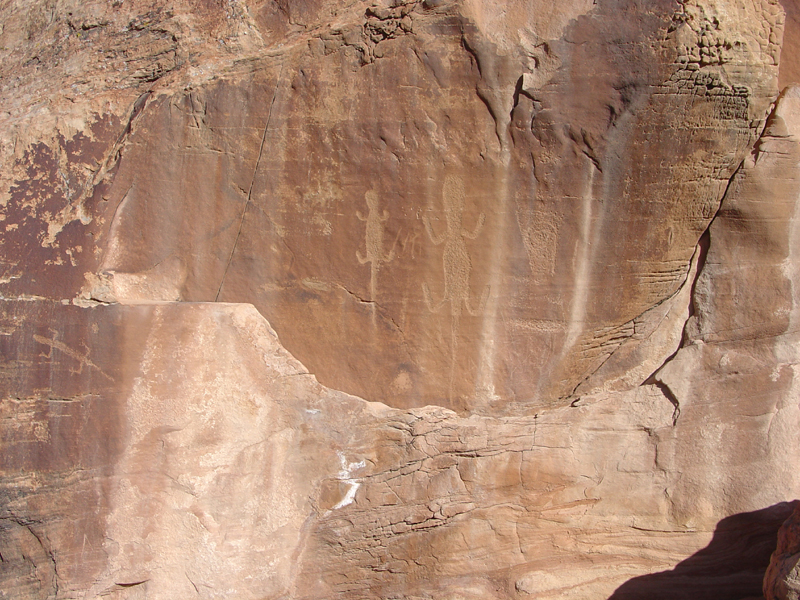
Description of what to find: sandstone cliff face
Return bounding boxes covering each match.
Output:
[0,0,798,599]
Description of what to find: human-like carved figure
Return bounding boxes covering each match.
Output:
[422,175,490,395]
[422,175,489,319]
[356,189,398,302]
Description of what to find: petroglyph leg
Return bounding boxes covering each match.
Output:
[448,301,462,398]
[423,282,446,313]
[466,285,490,317]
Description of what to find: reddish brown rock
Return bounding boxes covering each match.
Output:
[779,0,800,88]
[66,0,782,414]
[765,502,800,600]
[0,1,798,599]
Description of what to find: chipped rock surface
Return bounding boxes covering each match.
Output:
[765,502,800,600]
[0,0,799,599]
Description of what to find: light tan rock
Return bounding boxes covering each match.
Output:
[0,295,795,599]
[655,87,800,524]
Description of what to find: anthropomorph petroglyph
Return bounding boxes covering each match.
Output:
[422,175,489,394]
[357,189,399,303]
[423,176,489,317]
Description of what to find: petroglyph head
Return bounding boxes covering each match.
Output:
[365,189,379,210]
[443,175,466,215]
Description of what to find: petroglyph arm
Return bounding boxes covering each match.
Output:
[384,230,401,262]
[422,282,445,313]
[463,212,486,240]
[423,214,446,245]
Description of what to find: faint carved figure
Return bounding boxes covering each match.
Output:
[357,189,399,304]
[34,329,113,381]
[517,208,559,282]
[423,175,489,393]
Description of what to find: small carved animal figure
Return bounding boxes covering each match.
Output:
[356,189,399,304]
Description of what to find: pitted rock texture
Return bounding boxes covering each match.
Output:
[1,0,799,599]
[765,502,800,600]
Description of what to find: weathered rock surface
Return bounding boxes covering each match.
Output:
[0,298,793,599]
[765,502,800,600]
[0,0,799,598]
[653,83,800,530]
[0,0,787,412]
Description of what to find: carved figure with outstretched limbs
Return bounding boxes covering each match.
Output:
[357,189,400,312]
[422,175,490,396]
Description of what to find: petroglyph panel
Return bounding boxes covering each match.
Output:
[87,0,780,412]
[2,2,799,600]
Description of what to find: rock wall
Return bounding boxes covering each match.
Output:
[0,0,798,599]
[765,502,800,600]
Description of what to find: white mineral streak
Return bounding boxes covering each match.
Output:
[333,453,366,510]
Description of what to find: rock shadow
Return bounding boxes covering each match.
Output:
[608,501,798,600]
